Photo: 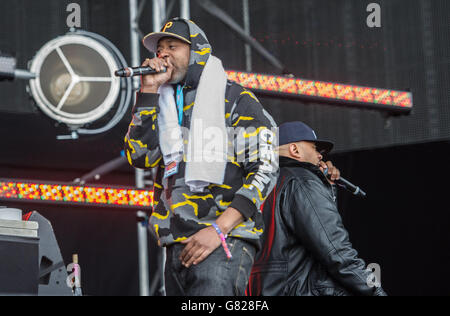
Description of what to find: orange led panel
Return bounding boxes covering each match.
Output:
[0,179,153,209]
[226,70,413,113]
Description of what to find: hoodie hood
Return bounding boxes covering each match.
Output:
[143,17,212,89]
[181,18,212,89]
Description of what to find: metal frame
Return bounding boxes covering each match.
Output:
[195,0,288,74]
[130,0,150,297]
[130,0,193,297]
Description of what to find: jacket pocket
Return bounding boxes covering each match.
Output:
[309,265,352,296]
[312,287,349,296]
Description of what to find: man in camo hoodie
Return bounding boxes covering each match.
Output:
[125,18,278,296]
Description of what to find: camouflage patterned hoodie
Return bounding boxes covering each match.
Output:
[125,18,278,249]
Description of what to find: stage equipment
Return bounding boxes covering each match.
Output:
[226,70,413,114]
[0,208,39,295]
[74,155,128,185]
[129,0,165,296]
[0,230,39,295]
[0,52,36,81]
[27,30,132,137]
[0,206,22,221]
[0,179,154,209]
[137,210,150,296]
[24,211,73,296]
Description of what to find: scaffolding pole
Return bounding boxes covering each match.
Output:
[180,0,190,20]
[153,0,167,31]
[129,0,150,297]
[242,0,252,72]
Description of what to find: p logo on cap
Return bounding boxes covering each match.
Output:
[162,22,173,32]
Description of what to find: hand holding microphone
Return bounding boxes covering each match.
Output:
[319,161,340,184]
[114,66,166,77]
[320,161,367,198]
[115,57,173,93]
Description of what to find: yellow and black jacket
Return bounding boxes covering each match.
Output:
[124,19,278,249]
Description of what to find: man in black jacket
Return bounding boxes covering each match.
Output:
[248,121,386,296]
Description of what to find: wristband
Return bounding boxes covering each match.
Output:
[212,223,232,259]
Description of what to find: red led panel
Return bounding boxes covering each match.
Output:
[0,179,153,209]
[226,70,413,113]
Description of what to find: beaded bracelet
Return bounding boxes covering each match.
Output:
[212,223,232,259]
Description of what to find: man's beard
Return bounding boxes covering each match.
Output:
[169,66,188,84]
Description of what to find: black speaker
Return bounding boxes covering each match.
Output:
[0,234,39,295]
[25,211,73,296]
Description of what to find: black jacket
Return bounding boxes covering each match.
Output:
[248,157,387,296]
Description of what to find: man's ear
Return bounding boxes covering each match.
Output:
[289,142,302,160]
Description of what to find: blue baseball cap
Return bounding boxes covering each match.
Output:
[279,121,334,154]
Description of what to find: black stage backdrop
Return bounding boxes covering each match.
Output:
[0,0,449,295]
[328,141,450,296]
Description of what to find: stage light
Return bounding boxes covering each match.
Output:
[25,30,132,137]
[28,33,120,126]
[226,70,413,113]
[0,179,154,209]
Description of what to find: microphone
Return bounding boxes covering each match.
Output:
[114,66,166,77]
[334,177,367,198]
[324,169,367,198]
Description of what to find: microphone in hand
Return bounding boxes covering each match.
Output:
[115,66,167,77]
[324,169,367,198]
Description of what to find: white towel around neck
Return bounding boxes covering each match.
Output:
[158,55,228,192]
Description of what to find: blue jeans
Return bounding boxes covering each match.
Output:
[164,237,256,296]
